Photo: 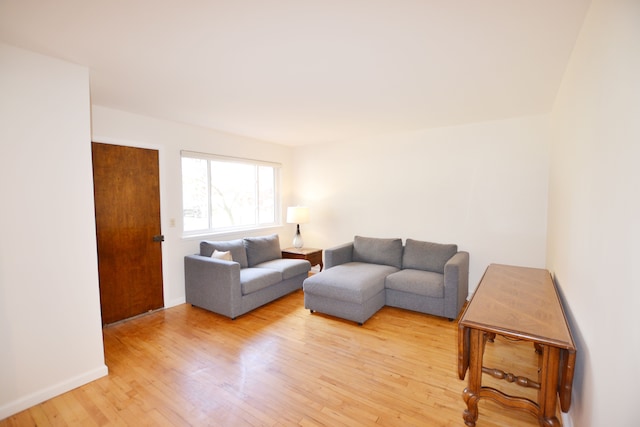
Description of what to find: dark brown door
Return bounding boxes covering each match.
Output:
[92,142,164,325]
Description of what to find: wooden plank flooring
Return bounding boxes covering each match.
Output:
[1,290,550,426]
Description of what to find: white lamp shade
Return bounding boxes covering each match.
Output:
[286,206,310,224]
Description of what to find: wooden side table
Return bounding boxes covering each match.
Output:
[281,247,323,272]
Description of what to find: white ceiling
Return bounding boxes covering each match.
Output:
[0,0,590,145]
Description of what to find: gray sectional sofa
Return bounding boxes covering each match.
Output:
[303,236,469,324]
[184,234,311,319]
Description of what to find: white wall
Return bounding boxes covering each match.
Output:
[91,106,299,307]
[0,44,107,418]
[293,115,551,291]
[547,0,640,425]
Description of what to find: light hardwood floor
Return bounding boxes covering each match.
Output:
[2,290,552,426]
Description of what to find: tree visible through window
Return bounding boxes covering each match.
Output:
[181,152,280,234]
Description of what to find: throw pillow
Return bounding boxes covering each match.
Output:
[211,250,233,261]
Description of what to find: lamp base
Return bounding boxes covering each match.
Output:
[293,224,303,248]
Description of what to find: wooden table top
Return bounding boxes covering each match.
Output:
[460,264,575,350]
[282,247,322,255]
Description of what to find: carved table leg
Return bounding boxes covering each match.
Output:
[538,345,562,427]
[462,329,487,427]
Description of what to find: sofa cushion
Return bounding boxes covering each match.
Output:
[244,234,282,267]
[240,268,282,295]
[352,236,403,269]
[303,262,399,304]
[385,269,444,298]
[200,239,248,268]
[255,258,311,280]
[402,239,457,274]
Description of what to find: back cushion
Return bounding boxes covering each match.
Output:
[200,239,248,268]
[402,239,457,274]
[352,236,403,269]
[244,234,282,267]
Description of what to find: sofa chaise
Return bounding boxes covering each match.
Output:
[185,234,311,319]
[303,236,469,324]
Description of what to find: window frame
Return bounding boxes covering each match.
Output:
[180,150,282,237]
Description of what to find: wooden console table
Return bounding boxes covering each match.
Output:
[458,264,576,427]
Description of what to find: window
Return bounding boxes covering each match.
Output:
[181,151,281,235]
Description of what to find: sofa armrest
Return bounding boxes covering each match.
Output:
[184,254,242,319]
[443,251,470,320]
[325,242,354,269]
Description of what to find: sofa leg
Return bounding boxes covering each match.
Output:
[309,309,314,313]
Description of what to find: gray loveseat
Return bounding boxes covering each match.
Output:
[185,234,311,319]
[303,236,469,324]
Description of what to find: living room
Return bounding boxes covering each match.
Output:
[1,1,638,426]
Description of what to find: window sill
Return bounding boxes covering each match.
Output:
[181,224,286,241]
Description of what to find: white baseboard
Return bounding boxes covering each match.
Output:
[0,365,108,420]
[561,411,573,427]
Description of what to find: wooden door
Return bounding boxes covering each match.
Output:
[92,142,164,325]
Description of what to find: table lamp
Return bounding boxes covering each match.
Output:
[286,206,309,248]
